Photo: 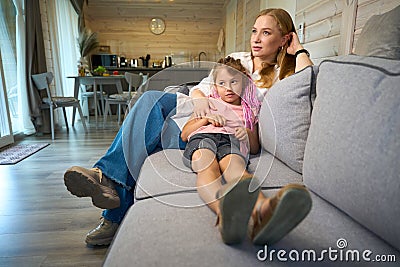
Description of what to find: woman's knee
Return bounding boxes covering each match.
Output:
[138,90,164,104]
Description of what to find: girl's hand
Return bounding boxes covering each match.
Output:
[235,127,248,141]
[207,114,226,127]
[192,97,216,118]
[286,32,304,55]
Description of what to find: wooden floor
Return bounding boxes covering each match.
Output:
[0,118,121,266]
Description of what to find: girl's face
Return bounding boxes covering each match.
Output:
[251,15,287,62]
[215,67,243,106]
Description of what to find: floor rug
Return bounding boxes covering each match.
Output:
[0,143,50,165]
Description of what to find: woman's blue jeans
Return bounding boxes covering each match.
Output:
[94,91,186,223]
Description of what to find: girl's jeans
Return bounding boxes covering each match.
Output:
[94,91,186,223]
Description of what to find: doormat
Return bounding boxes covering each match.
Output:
[0,143,50,165]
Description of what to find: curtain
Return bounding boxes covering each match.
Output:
[69,0,84,14]
[47,0,79,122]
[0,0,18,137]
[13,0,35,134]
[0,2,16,97]
[25,0,47,133]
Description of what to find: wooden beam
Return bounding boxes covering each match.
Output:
[339,0,358,55]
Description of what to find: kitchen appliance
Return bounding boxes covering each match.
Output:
[130,59,138,68]
[91,54,117,70]
[140,54,151,68]
[119,56,127,67]
[164,56,172,67]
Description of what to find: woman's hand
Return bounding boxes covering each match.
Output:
[286,32,304,55]
[235,127,248,141]
[192,97,210,118]
[287,32,313,72]
[206,114,226,127]
[191,88,217,118]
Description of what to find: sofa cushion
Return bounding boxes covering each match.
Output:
[279,190,400,265]
[105,193,266,267]
[249,150,303,188]
[303,55,400,251]
[259,65,317,174]
[105,190,400,266]
[354,5,400,60]
[134,149,302,200]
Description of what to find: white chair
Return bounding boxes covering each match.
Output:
[31,72,88,140]
[80,84,106,122]
[104,72,143,125]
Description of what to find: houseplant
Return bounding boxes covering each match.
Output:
[93,66,107,76]
[77,18,99,75]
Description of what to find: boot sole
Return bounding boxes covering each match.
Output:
[86,236,114,246]
[218,178,260,245]
[252,187,312,246]
[64,170,120,209]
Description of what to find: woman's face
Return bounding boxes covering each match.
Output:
[215,67,243,106]
[251,15,287,62]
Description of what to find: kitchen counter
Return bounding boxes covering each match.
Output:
[107,67,163,71]
[106,67,163,77]
[106,65,213,78]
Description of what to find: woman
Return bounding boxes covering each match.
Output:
[64,8,313,246]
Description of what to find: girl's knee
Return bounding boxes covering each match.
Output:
[191,149,218,173]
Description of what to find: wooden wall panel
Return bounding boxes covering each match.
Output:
[235,0,245,51]
[296,0,320,11]
[39,0,55,94]
[296,0,344,61]
[295,0,344,26]
[303,13,341,43]
[229,0,260,53]
[297,0,399,61]
[244,0,260,52]
[84,1,225,65]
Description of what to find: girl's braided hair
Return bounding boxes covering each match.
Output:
[210,56,261,131]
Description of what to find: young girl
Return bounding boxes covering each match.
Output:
[181,57,262,244]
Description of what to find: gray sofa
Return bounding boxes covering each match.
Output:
[104,7,400,266]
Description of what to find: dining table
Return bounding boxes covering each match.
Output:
[68,75,125,126]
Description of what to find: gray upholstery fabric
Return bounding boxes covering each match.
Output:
[248,149,303,188]
[280,191,400,266]
[105,193,270,267]
[134,149,303,200]
[134,149,196,200]
[303,56,400,251]
[105,191,400,266]
[354,5,400,60]
[259,66,317,174]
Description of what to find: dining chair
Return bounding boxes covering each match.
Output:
[31,72,88,140]
[80,84,106,122]
[104,72,143,125]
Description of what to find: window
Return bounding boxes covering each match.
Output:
[0,0,18,135]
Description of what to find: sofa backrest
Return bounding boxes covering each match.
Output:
[302,55,400,251]
[258,65,318,174]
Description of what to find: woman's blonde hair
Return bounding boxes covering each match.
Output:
[254,8,296,88]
